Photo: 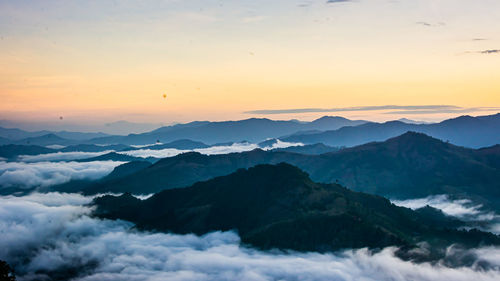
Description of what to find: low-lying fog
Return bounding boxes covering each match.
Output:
[1,192,499,281]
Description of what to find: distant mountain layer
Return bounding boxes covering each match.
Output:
[0,139,209,161]
[82,132,500,210]
[0,126,109,141]
[94,163,499,256]
[3,114,498,148]
[272,143,339,154]
[89,116,367,145]
[283,113,500,148]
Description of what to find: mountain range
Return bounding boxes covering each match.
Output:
[79,132,500,211]
[284,113,500,148]
[2,114,498,149]
[88,116,367,145]
[0,126,109,141]
[94,163,499,258]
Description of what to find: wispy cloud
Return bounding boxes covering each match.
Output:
[384,106,500,115]
[416,21,446,27]
[117,141,303,159]
[461,49,500,55]
[244,105,500,115]
[480,49,500,54]
[327,0,353,3]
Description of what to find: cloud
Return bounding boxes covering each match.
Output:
[392,195,499,233]
[116,141,303,159]
[260,139,304,150]
[416,21,446,27]
[244,105,500,115]
[195,143,260,155]
[384,106,500,115]
[1,192,499,281]
[327,0,352,3]
[241,16,266,23]
[117,148,186,159]
[392,195,486,218]
[0,161,125,189]
[462,50,500,56]
[18,151,115,162]
[480,49,500,54]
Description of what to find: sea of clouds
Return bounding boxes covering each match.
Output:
[0,192,499,281]
[13,140,302,162]
[1,140,302,192]
[117,140,302,159]
[0,161,125,189]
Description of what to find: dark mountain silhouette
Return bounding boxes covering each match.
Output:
[0,260,16,281]
[81,132,500,210]
[94,163,499,255]
[283,113,500,148]
[88,116,367,145]
[101,161,151,181]
[0,144,132,161]
[76,152,158,163]
[0,144,55,160]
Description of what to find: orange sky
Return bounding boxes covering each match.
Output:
[1,0,499,126]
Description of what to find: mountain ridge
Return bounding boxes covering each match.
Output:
[94,163,499,256]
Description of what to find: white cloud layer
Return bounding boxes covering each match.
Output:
[392,195,500,234]
[0,192,499,281]
[117,141,302,159]
[0,161,125,189]
[392,195,493,219]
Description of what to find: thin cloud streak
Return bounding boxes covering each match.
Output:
[244,105,500,115]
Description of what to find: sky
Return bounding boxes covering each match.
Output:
[1,0,500,129]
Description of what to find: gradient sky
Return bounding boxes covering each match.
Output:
[1,0,499,128]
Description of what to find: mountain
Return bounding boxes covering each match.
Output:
[0,144,55,160]
[0,144,132,161]
[0,137,11,146]
[272,143,339,154]
[101,161,151,181]
[76,152,158,163]
[59,144,131,152]
[94,163,499,256]
[398,118,429,124]
[81,132,500,210]
[102,120,163,135]
[88,116,367,145]
[0,126,49,140]
[50,161,152,194]
[0,126,109,141]
[12,133,77,146]
[47,131,110,140]
[283,113,500,148]
[121,139,209,151]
